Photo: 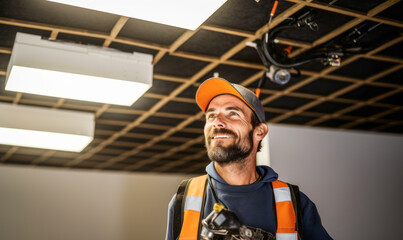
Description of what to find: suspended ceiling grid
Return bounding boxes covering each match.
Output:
[0,0,402,173]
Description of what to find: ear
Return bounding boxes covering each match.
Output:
[254,123,268,141]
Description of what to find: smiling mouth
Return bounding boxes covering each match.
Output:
[212,135,233,139]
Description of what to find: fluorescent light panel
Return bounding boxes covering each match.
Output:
[0,103,94,152]
[6,33,153,106]
[7,66,150,106]
[47,0,226,30]
[0,127,92,152]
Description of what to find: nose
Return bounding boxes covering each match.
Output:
[212,113,226,128]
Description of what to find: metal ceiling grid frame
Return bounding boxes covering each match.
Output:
[0,0,402,174]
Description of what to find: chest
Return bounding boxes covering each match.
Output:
[202,184,277,233]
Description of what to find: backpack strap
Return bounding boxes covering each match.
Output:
[289,184,303,240]
[173,178,191,240]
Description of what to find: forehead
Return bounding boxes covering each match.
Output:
[207,95,252,114]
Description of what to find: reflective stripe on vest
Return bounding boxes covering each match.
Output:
[272,180,298,240]
[178,175,207,240]
[179,177,298,240]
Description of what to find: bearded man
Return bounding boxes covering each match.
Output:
[165,77,332,240]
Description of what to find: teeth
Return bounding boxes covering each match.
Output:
[213,135,230,139]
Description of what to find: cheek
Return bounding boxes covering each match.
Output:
[239,127,253,141]
[204,124,210,135]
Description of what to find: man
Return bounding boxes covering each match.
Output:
[165,77,332,240]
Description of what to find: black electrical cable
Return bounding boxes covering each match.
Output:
[253,3,384,84]
[262,33,327,68]
[255,71,268,98]
[252,2,390,85]
[260,13,330,68]
[254,41,271,69]
[259,7,338,68]
[291,67,301,78]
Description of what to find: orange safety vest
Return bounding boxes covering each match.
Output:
[177,175,300,240]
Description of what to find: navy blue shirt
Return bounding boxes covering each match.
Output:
[165,162,333,240]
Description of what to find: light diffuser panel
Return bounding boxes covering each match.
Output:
[47,0,226,30]
[6,32,153,106]
[7,66,150,106]
[0,103,94,152]
[0,127,92,152]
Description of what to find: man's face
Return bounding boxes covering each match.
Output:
[204,95,255,165]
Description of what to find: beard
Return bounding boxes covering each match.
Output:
[205,128,254,165]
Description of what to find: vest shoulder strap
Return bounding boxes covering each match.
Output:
[174,177,303,240]
[272,180,303,240]
[173,175,208,240]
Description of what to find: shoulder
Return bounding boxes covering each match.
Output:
[299,191,318,216]
[298,191,333,240]
[169,174,208,209]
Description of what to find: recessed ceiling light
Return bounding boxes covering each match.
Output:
[0,103,94,152]
[6,33,153,106]
[47,0,226,30]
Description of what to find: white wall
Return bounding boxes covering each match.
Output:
[0,165,194,240]
[1,125,402,240]
[268,124,403,240]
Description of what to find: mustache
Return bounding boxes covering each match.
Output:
[208,128,238,139]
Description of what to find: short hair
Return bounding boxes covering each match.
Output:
[251,112,263,152]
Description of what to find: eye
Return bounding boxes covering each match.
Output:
[206,113,216,119]
[229,111,239,116]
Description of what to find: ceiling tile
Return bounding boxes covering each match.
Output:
[294,78,352,96]
[340,85,395,101]
[332,58,397,79]
[266,95,313,110]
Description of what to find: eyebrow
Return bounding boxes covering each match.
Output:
[206,108,216,114]
[226,106,242,112]
[205,106,244,114]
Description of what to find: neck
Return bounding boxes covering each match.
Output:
[214,156,259,185]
